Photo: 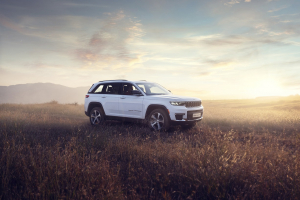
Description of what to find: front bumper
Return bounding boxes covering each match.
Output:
[168,105,204,123]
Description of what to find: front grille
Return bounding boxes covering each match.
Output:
[185,101,201,107]
[187,110,203,120]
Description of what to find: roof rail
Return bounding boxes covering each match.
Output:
[139,80,147,81]
[98,79,128,82]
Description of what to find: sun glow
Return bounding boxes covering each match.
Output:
[249,78,286,98]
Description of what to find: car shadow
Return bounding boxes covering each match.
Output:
[92,119,202,140]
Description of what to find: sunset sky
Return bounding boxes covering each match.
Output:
[0,0,299,99]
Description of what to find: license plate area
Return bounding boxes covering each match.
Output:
[187,110,203,120]
[193,113,201,118]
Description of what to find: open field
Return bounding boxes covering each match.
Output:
[1,98,300,199]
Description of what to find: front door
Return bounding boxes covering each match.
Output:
[119,83,144,118]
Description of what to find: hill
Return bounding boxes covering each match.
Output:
[0,83,90,104]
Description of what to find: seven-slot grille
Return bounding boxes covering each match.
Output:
[185,101,201,107]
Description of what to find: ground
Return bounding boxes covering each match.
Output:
[1,98,300,199]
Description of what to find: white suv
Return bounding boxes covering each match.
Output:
[84,80,204,131]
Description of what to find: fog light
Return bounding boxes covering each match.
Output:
[175,113,184,120]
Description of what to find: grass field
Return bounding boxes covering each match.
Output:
[1,98,300,199]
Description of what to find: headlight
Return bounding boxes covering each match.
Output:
[170,101,185,106]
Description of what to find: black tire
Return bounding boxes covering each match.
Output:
[90,107,105,126]
[148,108,170,131]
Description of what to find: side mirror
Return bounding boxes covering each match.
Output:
[132,90,143,96]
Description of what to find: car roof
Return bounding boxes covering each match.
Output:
[98,79,128,82]
[95,80,150,84]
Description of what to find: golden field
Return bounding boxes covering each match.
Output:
[1,98,300,199]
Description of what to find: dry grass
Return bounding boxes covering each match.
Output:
[0,99,300,199]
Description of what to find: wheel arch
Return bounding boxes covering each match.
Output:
[145,104,170,120]
[87,102,105,115]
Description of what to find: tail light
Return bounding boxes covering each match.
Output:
[85,95,89,98]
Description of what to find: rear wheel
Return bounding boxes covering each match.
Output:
[148,109,170,131]
[90,107,105,126]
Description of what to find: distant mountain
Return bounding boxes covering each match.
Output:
[255,95,300,101]
[0,83,90,104]
[255,96,282,100]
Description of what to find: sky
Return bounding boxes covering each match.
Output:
[0,0,299,99]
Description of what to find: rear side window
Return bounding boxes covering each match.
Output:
[94,85,104,93]
[104,83,121,95]
[91,84,104,94]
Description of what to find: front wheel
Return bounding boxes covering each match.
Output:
[148,109,170,131]
[90,107,105,126]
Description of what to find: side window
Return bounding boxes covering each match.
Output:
[137,85,146,93]
[149,86,163,93]
[122,84,139,95]
[137,84,150,94]
[94,85,104,93]
[104,83,121,95]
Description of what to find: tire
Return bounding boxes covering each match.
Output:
[148,108,170,131]
[90,107,105,126]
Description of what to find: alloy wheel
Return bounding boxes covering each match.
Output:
[150,112,165,130]
[90,109,101,125]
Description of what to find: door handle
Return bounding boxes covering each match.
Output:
[102,97,106,98]
[120,97,126,99]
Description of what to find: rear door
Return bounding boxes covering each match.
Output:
[102,83,121,116]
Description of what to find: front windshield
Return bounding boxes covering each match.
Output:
[135,82,170,95]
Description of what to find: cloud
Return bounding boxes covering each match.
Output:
[202,35,245,46]
[268,5,288,13]
[0,14,25,34]
[0,67,7,75]
[24,62,62,69]
[204,59,236,68]
[245,0,251,2]
[141,32,285,55]
[61,2,108,8]
[195,71,213,77]
[224,0,240,6]
[0,13,104,47]
[76,49,99,62]
[215,1,300,39]
[282,75,300,87]
[75,11,145,70]
[287,60,300,65]
[270,59,300,67]
[199,34,286,47]
[254,19,300,38]
[280,20,291,23]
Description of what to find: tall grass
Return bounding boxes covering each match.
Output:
[0,99,300,199]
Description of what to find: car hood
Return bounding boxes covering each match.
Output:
[145,94,201,101]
